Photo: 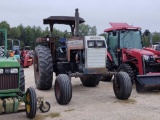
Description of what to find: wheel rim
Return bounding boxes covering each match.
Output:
[26,92,31,113]
[34,54,39,82]
[55,82,60,99]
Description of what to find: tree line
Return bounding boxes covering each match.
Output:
[0,21,97,49]
[0,20,160,49]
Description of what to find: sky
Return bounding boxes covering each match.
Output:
[0,0,160,34]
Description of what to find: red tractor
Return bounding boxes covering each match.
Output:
[104,23,160,92]
[20,46,34,68]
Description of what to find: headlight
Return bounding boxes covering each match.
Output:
[0,69,3,74]
[88,41,95,47]
[97,41,104,47]
[10,68,18,73]
[4,68,18,73]
[143,55,150,61]
[143,55,155,62]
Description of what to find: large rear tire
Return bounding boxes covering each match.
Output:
[80,75,100,87]
[117,63,135,83]
[25,87,37,119]
[34,45,53,90]
[54,74,72,105]
[113,72,132,100]
[101,75,113,82]
[20,67,25,92]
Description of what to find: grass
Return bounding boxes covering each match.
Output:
[64,108,75,112]
[114,99,136,104]
[32,112,60,120]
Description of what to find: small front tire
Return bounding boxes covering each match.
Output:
[54,74,72,105]
[39,101,51,113]
[113,72,132,100]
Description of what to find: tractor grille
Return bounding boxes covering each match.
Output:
[0,74,19,90]
[86,48,106,68]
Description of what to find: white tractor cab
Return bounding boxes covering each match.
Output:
[65,35,107,75]
[84,36,106,69]
[67,36,106,70]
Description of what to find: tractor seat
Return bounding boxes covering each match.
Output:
[59,38,67,52]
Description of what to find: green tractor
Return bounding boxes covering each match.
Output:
[0,29,50,118]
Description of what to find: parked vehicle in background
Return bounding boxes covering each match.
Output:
[104,23,160,92]
[20,46,33,68]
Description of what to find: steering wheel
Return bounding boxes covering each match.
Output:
[0,47,4,57]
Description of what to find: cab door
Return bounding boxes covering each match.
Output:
[107,31,119,66]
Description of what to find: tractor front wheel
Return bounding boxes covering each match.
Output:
[25,87,37,118]
[113,72,132,100]
[54,74,72,105]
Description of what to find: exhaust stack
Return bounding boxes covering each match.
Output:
[75,8,79,36]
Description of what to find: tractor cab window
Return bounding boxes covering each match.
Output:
[107,31,118,50]
[107,31,119,66]
[120,30,142,49]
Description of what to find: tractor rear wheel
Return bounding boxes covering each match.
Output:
[54,74,72,105]
[113,72,132,100]
[20,67,25,92]
[101,75,113,82]
[25,87,37,118]
[34,45,53,90]
[117,63,135,83]
[80,75,100,87]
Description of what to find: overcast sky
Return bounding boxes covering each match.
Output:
[0,0,160,34]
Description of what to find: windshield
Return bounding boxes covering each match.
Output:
[120,30,142,49]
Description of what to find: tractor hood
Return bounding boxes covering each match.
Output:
[128,48,154,55]
[0,57,20,68]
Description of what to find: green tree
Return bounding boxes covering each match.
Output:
[79,24,91,36]
[0,21,10,36]
[10,27,20,39]
[0,21,10,30]
[99,33,107,39]
[79,24,97,36]
[90,26,97,35]
[152,32,160,43]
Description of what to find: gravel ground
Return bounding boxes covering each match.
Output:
[0,66,160,120]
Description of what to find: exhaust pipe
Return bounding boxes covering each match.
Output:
[75,8,79,36]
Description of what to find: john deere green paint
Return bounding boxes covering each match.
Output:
[0,29,50,118]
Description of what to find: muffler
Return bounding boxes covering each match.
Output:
[136,74,160,92]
